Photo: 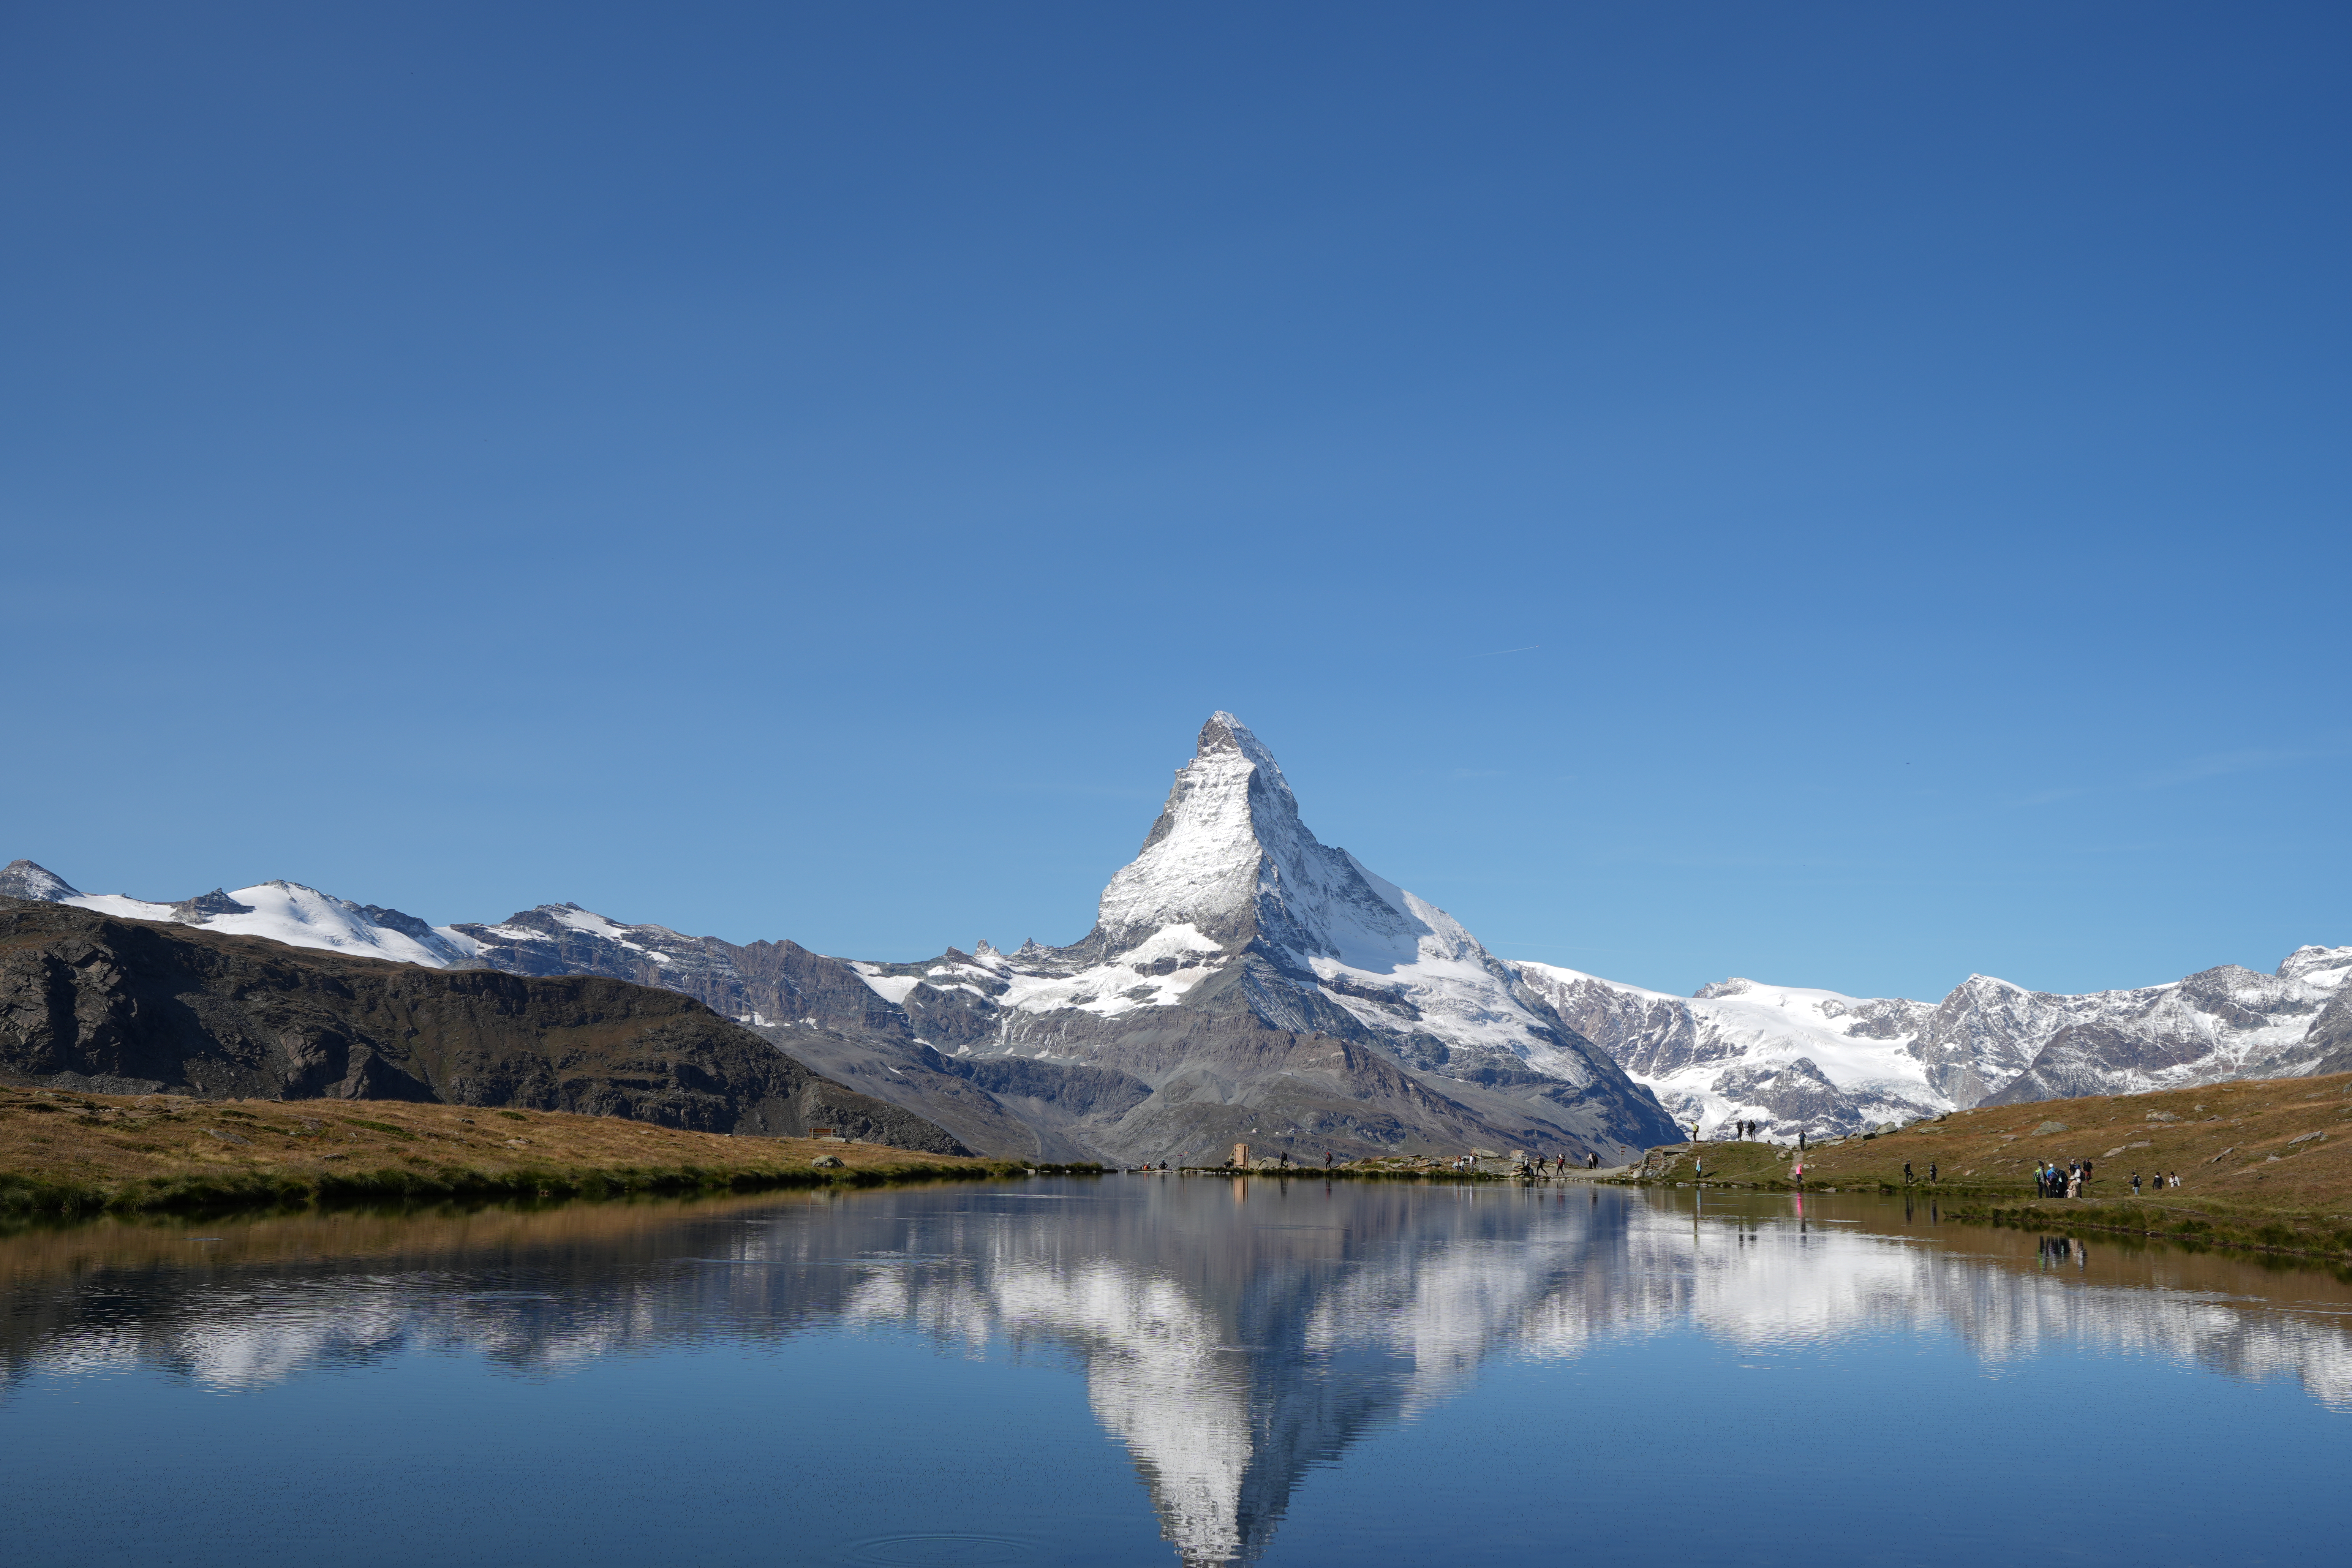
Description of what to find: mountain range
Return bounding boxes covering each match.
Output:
[6,711,2344,1156]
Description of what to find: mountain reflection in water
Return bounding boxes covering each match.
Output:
[4,1179,2350,1566]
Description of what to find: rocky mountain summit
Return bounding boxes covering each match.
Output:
[811,713,1678,1162]
[9,713,2342,1150]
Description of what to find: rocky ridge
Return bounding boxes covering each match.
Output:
[8,713,2341,1149]
[1521,946,2350,1136]
[0,897,964,1152]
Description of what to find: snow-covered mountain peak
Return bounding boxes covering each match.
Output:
[1091,711,1423,971]
[2278,945,2352,988]
[0,859,79,903]
[1194,708,1297,801]
[1693,977,1754,1000]
[1008,714,1626,1092]
[2,861,472,969]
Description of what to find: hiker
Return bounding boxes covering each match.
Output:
[1928,1162,1937,1184]
[2067,1167,2081,1198]
[1792,1157,1804,1187]
[2131,1171,2142,1195]
[1587,1151,1598,1170]
[2082,1159,2093,1186]
[1323,1150,1333,1169]
[1903,1161,1914,1186]
[1799,1130,1808,1151]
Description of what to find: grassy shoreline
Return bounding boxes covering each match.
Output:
[1931,1199,2352,1264]
[0,1084,1097,1216]
[1616,1070,2352,1260]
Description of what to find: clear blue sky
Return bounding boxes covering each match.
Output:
[4,3,2345,1002]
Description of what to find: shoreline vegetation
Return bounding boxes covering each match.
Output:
[0,1085,1098,1216]
[1617,1070,2352,1262]
[10,1073,2349,1265]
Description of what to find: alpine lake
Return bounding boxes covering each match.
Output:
[4,1174,2346,1567]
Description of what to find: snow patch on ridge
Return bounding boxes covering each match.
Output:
[63,893,180,921]
[1516,962,1942,1136]
[995,923,1228,1017]
[849,963,926,1006]
[55,879,468,968]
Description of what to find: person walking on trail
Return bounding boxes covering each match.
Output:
[1323,1150,1333,1169]
[2131,1171,2142,1195]
[1903,1161,1914,1186]
[1928,1162,1937,1184]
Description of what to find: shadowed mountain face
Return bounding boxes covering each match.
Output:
[0,899,964,1151]
[7,1183,2350,1566]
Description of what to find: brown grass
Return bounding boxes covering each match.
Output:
[1631,1070,2352,1257]
[0,1085,1064,1214]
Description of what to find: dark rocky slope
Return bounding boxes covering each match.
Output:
[0,898,965,1153]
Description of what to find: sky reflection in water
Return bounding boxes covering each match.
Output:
[3,1179,2347,1567]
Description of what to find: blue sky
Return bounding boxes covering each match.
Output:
[3,3,2345,1002]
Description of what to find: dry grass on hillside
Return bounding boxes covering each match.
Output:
[0,1084,1022,1212]
[1638,1071,2352,1256]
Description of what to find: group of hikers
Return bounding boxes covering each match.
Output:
[2029,1158,2184,1198]
[1445,1151,1603,1175]
[2035,1159,2091,1197]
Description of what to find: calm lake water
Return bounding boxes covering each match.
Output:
[4,1176,2347,1566]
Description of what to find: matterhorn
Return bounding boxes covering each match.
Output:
[803,712,1680,1162]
